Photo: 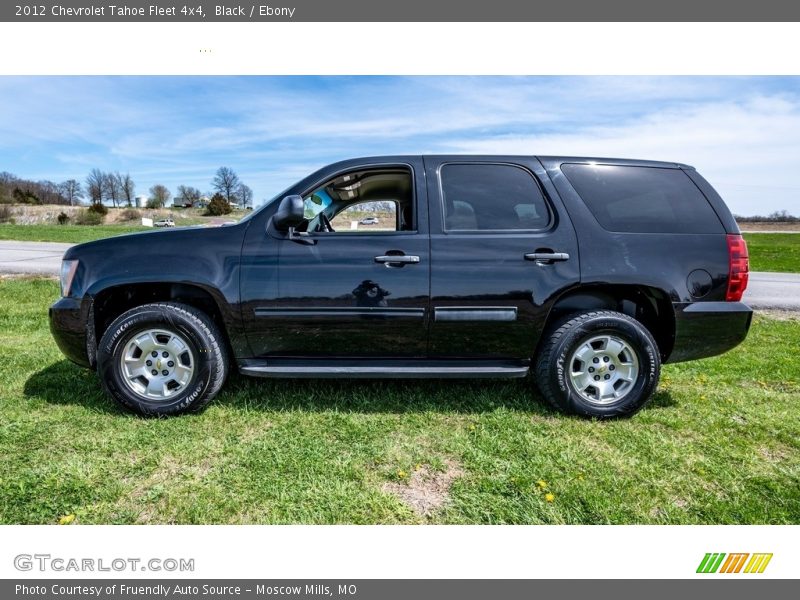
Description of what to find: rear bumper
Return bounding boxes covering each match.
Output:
[49,296,93,368]
[667,301,753,363]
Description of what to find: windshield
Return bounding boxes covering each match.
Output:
[304,189,333,218]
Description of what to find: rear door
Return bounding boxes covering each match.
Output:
[425,156,580,359]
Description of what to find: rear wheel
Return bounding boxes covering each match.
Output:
[534,310,660,418]
[97,302,228,416]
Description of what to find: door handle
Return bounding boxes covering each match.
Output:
[375,255,420,264]
[524,252,570,263]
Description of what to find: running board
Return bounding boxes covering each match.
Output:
[238,359,530,379]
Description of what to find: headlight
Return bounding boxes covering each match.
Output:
[60,259,79,297]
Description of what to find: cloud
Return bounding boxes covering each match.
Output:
[0,76,798,213]
[440,95,800,215]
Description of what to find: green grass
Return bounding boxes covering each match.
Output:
[743,233,800,273]
[0,223,150,243]
[1,278,798,524]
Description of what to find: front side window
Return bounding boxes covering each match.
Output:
[301,167,414,234]
[440,163,550,231]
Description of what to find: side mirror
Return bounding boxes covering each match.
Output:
[273,195,305,231]
[272,194,315,245]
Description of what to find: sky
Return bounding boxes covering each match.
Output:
[0,75,798,215]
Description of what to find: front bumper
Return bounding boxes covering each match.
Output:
[49,296,93,368]
[668,301,753,363]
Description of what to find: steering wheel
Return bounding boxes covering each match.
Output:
[318,212,335,233]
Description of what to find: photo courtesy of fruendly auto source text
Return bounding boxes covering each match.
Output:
[0,1,798,596]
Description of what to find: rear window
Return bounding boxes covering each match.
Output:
[561,164,724,234]
[440,163,550,231]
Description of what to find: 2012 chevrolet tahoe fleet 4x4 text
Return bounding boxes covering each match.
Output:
[50,156,752,418]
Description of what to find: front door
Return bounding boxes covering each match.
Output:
[425,156,580,360]
[245,160,430,358]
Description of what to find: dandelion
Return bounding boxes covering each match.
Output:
[536,479,548,489]
[414,463,422,471]
[397,470,407,479]
[545,493,555,503]
[469,424,476,431]
[58,514,75,525]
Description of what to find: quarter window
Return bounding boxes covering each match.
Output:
[440,163,550,231]
[562,164,724,234]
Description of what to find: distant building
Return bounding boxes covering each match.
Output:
[172,195,209,209]
[134,195,147,208]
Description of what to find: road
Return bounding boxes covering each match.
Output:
[742,272,800,310]
[1,240,799,310]
[0,240,73,275]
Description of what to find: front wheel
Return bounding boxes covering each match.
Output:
[97,302,228,416]
[534,310,661,418]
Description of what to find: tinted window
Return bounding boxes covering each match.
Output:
[562,164,723,234]
[440,163,550,231]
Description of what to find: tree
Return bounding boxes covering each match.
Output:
[121,173,135,207]
[205,192,232,216]
[0,172,16,203]
[105,172,121,208]
[148,184,171,208]
[176,185,202,207]
[211,167,241,204]
[36,180,60,204]
[237,183,253,209]
[59,179,82,206]
[13,186,39,204]
[86,169,105,206]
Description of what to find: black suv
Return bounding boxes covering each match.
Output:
[50,156,752,418]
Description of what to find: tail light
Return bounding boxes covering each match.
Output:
[726,234,749,302]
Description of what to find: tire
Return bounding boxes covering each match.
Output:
[96,302,228,416]
[534,310,660,418]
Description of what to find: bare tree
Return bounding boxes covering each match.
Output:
[86,169,106,206]
[105,172,122,208]
[59,179,82,206]
[121,173,135,207]
[37,180,61,204]
[148,184,171,208]
[0,172,18,203]
[176,185,202,207]
[212,167,241,204]
[237,183,253,209]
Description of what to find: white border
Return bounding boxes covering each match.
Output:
[1,525,797,579]
[1,20,798,581]
[0,22,798,75]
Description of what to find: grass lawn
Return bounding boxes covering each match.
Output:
[743,233,800,273]
[0,223,150,244]
[0,277,798,524]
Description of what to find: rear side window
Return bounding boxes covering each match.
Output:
[440,163,550,231]
[561,164,724,234]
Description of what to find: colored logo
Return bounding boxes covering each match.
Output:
[697,553,773,574]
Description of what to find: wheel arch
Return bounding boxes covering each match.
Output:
[540,284,675,361]
[90,281,234,367]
